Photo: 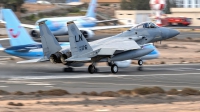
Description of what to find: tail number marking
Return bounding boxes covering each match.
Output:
[79,45,87,51]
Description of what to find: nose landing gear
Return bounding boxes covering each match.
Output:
[138,59,143,71]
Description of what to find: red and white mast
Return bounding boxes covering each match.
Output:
[149,0,166,26]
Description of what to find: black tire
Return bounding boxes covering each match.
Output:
[138,60,143,66]
[168,22,173,26]
[178,23,183,26]
[88,65,95,74]
[111,64,118,74]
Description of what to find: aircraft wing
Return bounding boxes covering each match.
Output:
[96,19,119,23]
[101,40,141,51]
[17,57,49,64]
[21,24,35,29]
[0,20,35,29]
[79,24,135,31]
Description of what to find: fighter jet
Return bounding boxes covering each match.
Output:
[0,9,160,70]
[36,21,179,74]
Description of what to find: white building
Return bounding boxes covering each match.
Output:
[175,0,200,8]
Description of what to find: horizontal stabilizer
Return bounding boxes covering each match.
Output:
[66,57,91,61]
[17,57,49,64]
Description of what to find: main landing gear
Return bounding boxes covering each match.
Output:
[88,64,96,74]
[137,59,143,71]
[88,62,118,74]
[108,61,118,74]
[111,64,118,74]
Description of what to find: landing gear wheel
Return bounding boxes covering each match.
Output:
[63,67,73,72]
[111,64,118,74]
[137,66,143,71]
[88,65,96,74]
[138,60,143,66]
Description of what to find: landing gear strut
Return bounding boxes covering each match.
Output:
[137,60,143,71]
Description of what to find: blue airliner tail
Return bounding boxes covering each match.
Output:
[85,0,97,18]
[2,9,36,46]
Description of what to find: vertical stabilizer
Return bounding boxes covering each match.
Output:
[39,21,62,58]
[85,0,97,18]
[0,7,3,22]
[2,9,36,46]
[67,21,93,57]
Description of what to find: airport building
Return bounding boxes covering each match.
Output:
[115,10,152,25]
[80,0,121,7]
[115,8,200,26]
[175,0,200,8]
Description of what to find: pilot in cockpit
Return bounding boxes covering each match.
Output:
[143,22,157,28]
[143,23,149,28]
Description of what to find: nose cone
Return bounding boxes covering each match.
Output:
[161,28,180,40]
[168,29,180,39]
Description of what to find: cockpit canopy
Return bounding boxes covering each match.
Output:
[131,22,158,30]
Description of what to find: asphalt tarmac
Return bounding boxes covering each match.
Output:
[0,62,200,93]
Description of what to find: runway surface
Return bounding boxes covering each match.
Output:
[0,33,200,93]
[0,62,200,93]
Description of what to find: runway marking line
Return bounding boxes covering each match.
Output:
[0,86,8,87]
[61,81,200,89]
[8,72,200,80]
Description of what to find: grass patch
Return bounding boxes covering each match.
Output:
[7,102,24,106]
[0,90,10,95]
[167,89,180,95]
[117,89,132,95]
[180,88,200,95]
[133,87,165,95]
[100,91,119,97]
[36,89,70,96]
